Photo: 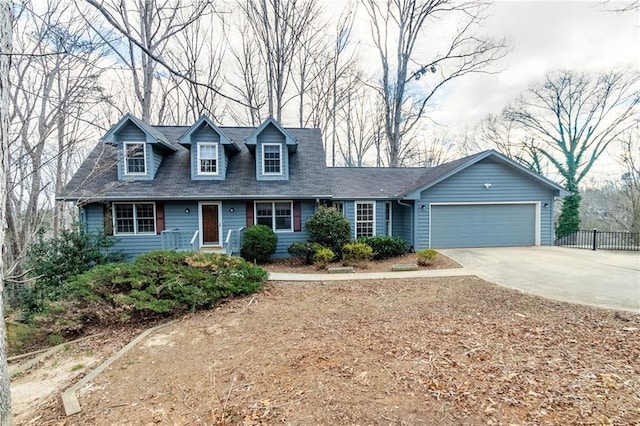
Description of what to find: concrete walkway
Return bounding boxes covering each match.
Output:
[268,268,471,281]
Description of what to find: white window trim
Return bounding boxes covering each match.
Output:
[112,202,156,236]
[354,200,376,239]
[254,200,293,232]
[197,142,219,176]
[198,201,223,247]
[123,142,147,176]
[262,143,283,176]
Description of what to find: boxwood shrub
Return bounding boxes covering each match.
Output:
[357,236,406,260]
[305,206,351,257]
[241,224,278,264]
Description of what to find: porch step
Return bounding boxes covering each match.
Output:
[200,247,226,254]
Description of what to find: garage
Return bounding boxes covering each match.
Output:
[430,203,538,248]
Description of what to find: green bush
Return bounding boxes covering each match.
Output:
[416,249,438,266]
[357,236,406,260]
[240,225,278,264]
[342,242,374,266]
[287,242,324,264]
[39,251,268,335]
[305,207,351,257]
[22,224,124,314]
[313,247,335,270]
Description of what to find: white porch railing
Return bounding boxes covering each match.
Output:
[225,227,245,256]
[161,229,199,251]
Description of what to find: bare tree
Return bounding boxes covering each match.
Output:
[162,11,228,124]
[616,123,640,232]
[84,0,221,123]
[337,85,379,166]
[228,22,267,126]
[6,1,107,282]
[363,0,508,166]
[0,0,12,422]
[471,114,545,174]
[240,0,322,122]
[504,69,640,236]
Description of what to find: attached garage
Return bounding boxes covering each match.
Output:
[430,203,538,248]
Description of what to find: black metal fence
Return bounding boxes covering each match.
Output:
[555,230,640,251]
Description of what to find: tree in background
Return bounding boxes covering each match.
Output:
[6,1,109,293]
[503,70,640,237]
[239,0,322,122]
[363,0,508,166]
[0,0,12,421]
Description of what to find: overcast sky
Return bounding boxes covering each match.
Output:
[434,0,639,130]
[346,0,638,180]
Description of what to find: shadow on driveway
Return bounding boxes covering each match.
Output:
[440,246,640,313]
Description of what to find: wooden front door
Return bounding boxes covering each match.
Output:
[201,204,220,245]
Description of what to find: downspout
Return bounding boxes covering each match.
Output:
[397,199,414,251]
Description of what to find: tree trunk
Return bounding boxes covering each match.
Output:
[0,0,14,422]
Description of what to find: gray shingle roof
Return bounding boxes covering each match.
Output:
[59,123,566,203]
[59,126,332,202]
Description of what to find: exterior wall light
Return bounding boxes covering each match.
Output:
[421,205,427,210]
[185,208,190,214]
[543,203,550,208]
[483,183,492,189]
[229,207,234,213]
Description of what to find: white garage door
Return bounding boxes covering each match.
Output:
[430,204,537,248]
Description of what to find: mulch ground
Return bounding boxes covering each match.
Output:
[24,277,640,425]
[265,252,460,273]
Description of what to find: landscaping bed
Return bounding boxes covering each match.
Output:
[266,251,460,273]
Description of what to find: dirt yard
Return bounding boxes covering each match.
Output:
[15,276,640,425]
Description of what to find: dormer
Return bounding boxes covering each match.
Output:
[101,113,177,181]
[177,116,239,180]
[244,117,297,181]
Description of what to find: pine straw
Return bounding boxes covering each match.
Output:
[27,277,640,425]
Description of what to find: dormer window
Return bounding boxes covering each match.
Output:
[197,142,218,175]
[124,142,146,175]
[263,143,282,175]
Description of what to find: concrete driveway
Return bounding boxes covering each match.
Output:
[440,246,640,313]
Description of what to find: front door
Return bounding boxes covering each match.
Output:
[201,204,220,246]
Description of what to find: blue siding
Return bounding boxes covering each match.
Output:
[414,159,557,249]
[190,128,227,180]
[256,124,289,181]
[392,201,413,248]
[83,200,317,259]
[151,147,163,178]
[114,122,168,181]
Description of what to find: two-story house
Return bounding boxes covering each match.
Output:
[57,113,568,258]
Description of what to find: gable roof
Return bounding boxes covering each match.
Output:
[100,113,177,152]
[177,115,241,153]
[398,150,569,199]
[244,117,298,153]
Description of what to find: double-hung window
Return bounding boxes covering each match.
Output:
[262,144,282,175]
[255,201,292,232]
[355,201,375,238]
[113,203,156,235]
[124,142,146,175]
[197,142,218,175]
